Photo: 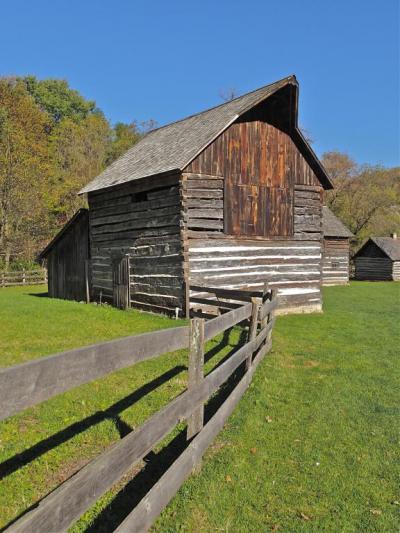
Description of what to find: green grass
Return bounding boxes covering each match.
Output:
[0,283,399,532]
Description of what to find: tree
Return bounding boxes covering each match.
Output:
[21,76,96,123]
[219,88,239,102]
[49,113,111,223]
[0,79,51,266]
[322,150,400,249]
[106,122,142,165]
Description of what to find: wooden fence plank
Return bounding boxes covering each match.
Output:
[114,337,273,533]
[5,326,258,533]
[187,318,204,440]
[246,298,260,371]
[260,298,279,320]
[0,326,189,421]
[203,302,252,341]
[190,285,263,302]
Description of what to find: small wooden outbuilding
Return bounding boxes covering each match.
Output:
[353,235,400,281]
[38,209,90,300]
[42,75,336,315]
[322,206,353,285]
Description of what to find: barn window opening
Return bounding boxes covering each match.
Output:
[131,191,148,203]
[331,261,340,269]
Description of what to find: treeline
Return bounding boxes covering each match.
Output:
[0,76,152,268]
[322,152,400,251]
[0,77,398,268]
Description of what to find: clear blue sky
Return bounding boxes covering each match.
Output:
[1,0,399,167]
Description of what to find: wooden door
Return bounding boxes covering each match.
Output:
[112,255,130,310]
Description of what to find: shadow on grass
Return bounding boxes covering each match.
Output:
[85,329,248,532]
[2,326,248,532]
[0,366,186,480]
[27,291,49,297]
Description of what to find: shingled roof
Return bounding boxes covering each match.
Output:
[322,206,354,238]
[355,237,400,261]
[80,75,333,194]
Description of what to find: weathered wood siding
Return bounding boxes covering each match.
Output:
[47,211,89,301]
[88,174,185,314]
[182,155,323,314]
[322,237,350,285]
[353,240,398,281]
[187,121,319,239]
[393,261,400,281]
[354,257,394,281]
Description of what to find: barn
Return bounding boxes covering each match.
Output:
[38,209,90,301]
[353,235,400,281]
[322,206,353,285]
[41,75,335,315]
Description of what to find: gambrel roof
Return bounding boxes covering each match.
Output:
[354,237,400,261]
[322,206,354,238]
[80,75,333,194]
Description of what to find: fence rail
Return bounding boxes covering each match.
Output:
[0,269,47,287]
[1,285,277,533]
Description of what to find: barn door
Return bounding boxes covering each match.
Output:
[112,255,130,310]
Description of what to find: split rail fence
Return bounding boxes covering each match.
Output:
[0,286,277,533]
[1,269,47,287]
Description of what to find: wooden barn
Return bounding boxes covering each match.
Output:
[353,235,400,281]
[38,209,90,301]
[322,206,353,285]
[43,75,335,315]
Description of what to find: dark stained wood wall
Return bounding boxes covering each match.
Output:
[47,211,89,301]
[187,121,319,238]
[88,173,185,315]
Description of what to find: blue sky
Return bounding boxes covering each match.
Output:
[1,0,399,166]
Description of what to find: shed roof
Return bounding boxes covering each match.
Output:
[80,75,333,194]
[322,206,354,238]
[38,209,88,260]
[354,237,400,261]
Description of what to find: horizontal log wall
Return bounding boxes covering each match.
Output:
[88,174,185,314]
[183,173,322,314]
[354,257,394,281]
[393,261,400,281]
[322,237,350,285]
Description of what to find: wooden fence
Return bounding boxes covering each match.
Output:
[1,269,47,287]
[0,286,277,533]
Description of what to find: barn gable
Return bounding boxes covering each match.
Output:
[80,75,332,195]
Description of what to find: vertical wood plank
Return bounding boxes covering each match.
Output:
[246,297,259,371]
[85,260,90,303]
[187,318,204,441]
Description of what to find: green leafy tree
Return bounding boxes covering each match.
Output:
[21,76,96,123]
[106,121,142,165]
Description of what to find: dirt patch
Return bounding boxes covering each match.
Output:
[303,360,320,368]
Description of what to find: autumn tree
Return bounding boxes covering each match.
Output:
[0,79,51,266]
[322,151,400,249]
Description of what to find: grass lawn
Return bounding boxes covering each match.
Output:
[0,282,399,532]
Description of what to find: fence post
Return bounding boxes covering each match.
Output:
[261,288,277,345]
[187,317,205,444]
[1,271,4,288]
[22,269,26,285]
[246,297,259,371]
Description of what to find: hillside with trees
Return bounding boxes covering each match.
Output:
[322,152,400,251]
[0,77,398,268]
[0,76,150,269]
